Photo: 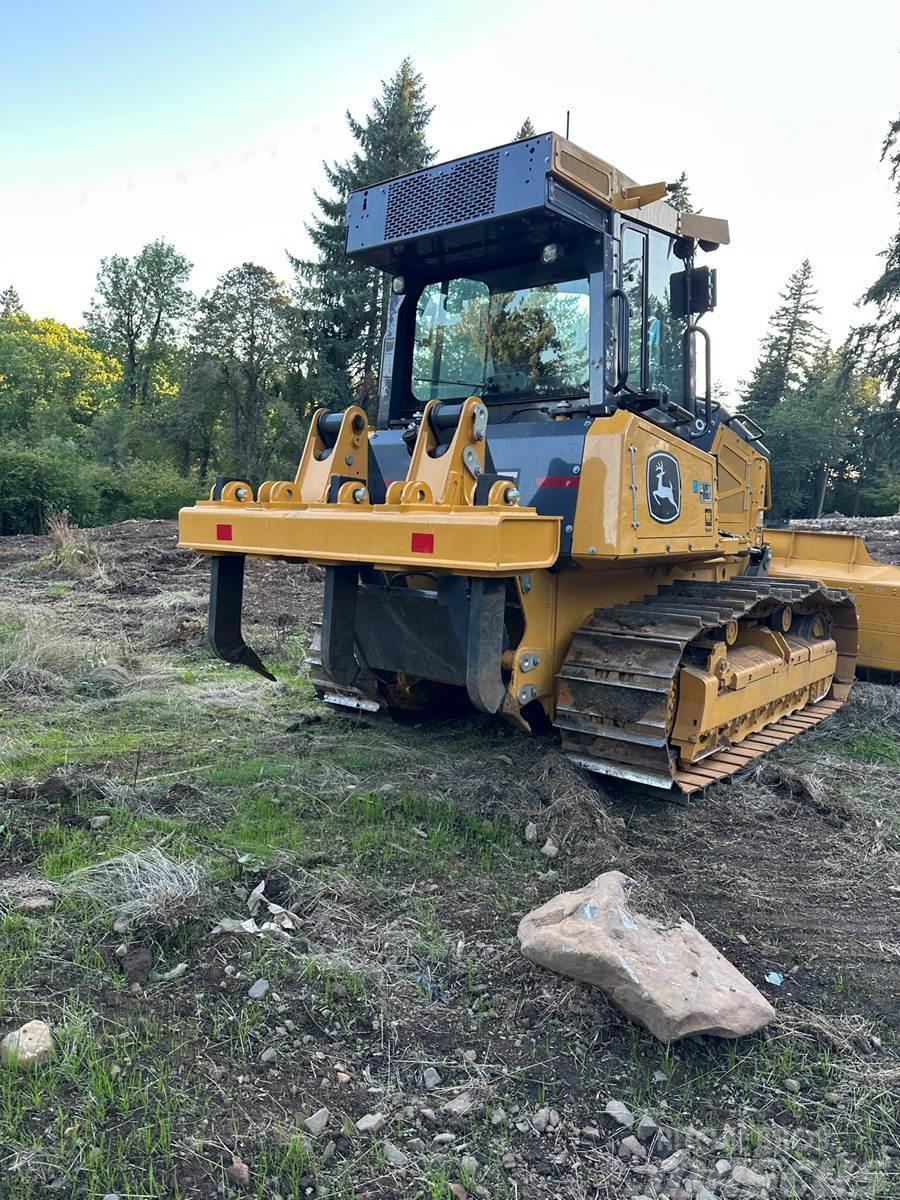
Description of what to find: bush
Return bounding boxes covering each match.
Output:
[0,447,100,533]
[0,444,203,534]
[107,461,203,522]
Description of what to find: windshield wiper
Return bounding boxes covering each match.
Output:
[413,377,488,392]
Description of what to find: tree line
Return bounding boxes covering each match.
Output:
[1,60,899,532]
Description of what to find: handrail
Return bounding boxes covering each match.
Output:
[605,288,631,394]
[684,322,712,437]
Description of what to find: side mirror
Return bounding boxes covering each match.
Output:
[670,266,717,318]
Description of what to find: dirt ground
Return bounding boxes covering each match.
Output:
[0,520,897,1200]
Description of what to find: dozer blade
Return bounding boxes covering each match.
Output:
[555,578,858,794]
[207,554,276,681]
[767,528,900,676]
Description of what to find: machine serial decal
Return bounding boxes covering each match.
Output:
[646,452,681,524]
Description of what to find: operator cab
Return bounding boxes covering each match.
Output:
[345,132,728,442]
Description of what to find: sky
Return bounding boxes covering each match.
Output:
[1,0,899,397]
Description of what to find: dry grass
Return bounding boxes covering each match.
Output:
[0,618,91,695]
[59,848,208,929]
[29,510,107,581]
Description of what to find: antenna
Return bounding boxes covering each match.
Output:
[565,110,571,139]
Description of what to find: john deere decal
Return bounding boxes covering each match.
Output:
[647,452,681,524]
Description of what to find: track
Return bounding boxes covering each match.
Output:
[555,577,858,793]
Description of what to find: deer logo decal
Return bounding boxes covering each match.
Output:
[646,451,681,524]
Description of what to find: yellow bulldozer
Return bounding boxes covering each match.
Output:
[178,132,900,793]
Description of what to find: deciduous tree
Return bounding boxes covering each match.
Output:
[86,240,193,419]
[189,263,301,480]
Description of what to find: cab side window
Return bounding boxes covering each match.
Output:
[647,230,685,403]
[621,228,645,388]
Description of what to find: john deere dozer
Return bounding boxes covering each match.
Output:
[178,132,900,792]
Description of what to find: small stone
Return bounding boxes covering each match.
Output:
[259,1046,276,1064]
[247,978,269,1000]
[423,1066,442,1090]
[548,1108,560,1127]
[407,1137,426,1154]
[524,821,538,843]
[441,1089,478,1118]
[89,814,111,830]
[382,1140,408,1167]
[114,943,128,958]
[449,1186,467,1200]
[0,1020,54,1070]
[637,1114,659,1142]
[652,1069,667,1083]
[357,1112,386,1135]
[432,1131,456,1145]
[102,1194,121,1200]
[715,1159,731,1177]
[460,1153,478,1177]
[731,1164,768,1189]
[336,1070,351,1085]
[539,837,559,858]
[420,1106,437,1123]
[532,1105,550,1133]
[581,1125,601,1141]
[659,1149,688,1173]
[604,1099,635,1128]
[490,1106,507,1126]
[783,1077,801,1094]
[695,1186,717,1200]
[619,1135,647,1160]
[226,1158,249,1187]
[303,1106,330,1136]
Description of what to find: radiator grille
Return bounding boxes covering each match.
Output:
[384,150,500,240]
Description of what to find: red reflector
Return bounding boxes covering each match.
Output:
[411,532,434,554]
[536,475,580,489]
[216,524,233,541]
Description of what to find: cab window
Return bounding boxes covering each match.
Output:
[621,228,645,386]
[647,229,685,403]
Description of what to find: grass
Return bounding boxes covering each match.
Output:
[1,550,898,1199]
[838,730,900,766]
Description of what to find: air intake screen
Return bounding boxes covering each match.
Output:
[384,150,500,240]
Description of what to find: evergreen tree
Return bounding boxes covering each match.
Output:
[853,112,900,403]
[765,347,859,518]
[667,172,692,213]
[0,286,24,318]
[845,110,900,507]
[514,118,537,141]
[292,59,434,416]
[740,259,825,425]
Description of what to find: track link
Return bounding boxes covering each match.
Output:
[555,578,858,792]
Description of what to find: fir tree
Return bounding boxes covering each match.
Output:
[667,172,692,213]
[514,118,537,141]
[0,286,23,318]
[292,59,434,416]
[740,259,825,425]
[853,112,900,403]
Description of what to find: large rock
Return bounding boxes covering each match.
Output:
[1,1019,54,1069]
[517,871,774,1041]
